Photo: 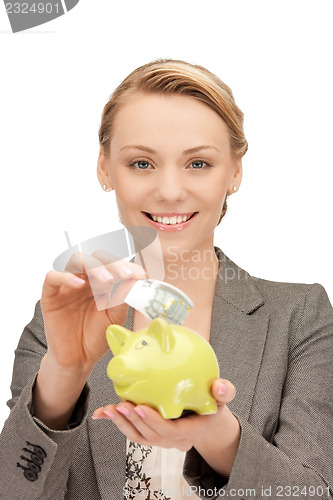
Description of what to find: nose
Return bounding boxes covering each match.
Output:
[153,165,187,203]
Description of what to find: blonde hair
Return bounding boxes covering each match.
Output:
[99,59,248,224]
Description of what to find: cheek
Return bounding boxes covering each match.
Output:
[115,184,144,214]
[206,177,228,205]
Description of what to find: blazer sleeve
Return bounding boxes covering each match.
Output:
[0,301,90,500]
[183,283,333,500]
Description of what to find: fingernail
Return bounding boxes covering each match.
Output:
[100,269,114,281]
[73,277,85,285]
[92,413,103,420]
[121,265,133,275]
[133,407,146,418]
[116,406,130,416]
[103,410,115,419]
[218,383,227,395]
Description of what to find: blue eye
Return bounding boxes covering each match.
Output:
[191,160,211,169]
[133,161,150,169]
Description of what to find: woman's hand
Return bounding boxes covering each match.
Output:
[92,378,241,478]
[34,251,147,429]
[41,250,147,373]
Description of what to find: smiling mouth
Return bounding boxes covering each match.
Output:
[143,212,197,224]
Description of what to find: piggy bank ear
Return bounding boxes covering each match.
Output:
[106,325,131,355]
[147,318,175,353]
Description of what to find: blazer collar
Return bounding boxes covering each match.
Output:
[213,246,264,315]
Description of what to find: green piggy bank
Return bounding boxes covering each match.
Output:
[106,317,219,419]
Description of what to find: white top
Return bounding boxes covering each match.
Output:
[125,439,201,499]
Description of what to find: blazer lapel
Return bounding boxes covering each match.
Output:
[87,310,134,500]
[210,247,269,420]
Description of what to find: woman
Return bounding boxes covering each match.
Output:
[0,59,332,500]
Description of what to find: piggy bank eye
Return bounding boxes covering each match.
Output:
[135,340,148,350]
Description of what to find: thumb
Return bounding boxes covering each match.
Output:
[212,379,237,406]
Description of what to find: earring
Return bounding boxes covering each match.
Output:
[232,185,238,192]
[102,184,107,190]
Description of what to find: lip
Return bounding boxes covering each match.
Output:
[142,212,198,232]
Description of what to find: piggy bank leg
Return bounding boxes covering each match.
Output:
[196,397,218,415]
[158,403,186,420]
[186,393,218,416]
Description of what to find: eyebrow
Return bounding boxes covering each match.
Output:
[119,145,220,155]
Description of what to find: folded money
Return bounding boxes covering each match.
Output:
[124,279,193,325]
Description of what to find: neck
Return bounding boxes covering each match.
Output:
[134,242,220,307]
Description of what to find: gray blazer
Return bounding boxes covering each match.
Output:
[0,247,332,500]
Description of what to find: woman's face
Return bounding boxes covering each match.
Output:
[98,93,242,256]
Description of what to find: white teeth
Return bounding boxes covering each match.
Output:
[150,214,193,224]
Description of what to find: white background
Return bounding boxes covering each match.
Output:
[0,1,332,430]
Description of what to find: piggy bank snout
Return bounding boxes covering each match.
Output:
[107,356,140,387]
[108,357,126,380]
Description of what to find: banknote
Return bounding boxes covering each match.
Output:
[124,279,193,325]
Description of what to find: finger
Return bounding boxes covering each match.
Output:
[89,274,136,312]
[90,250,119,265]
[115,403,163,443]
[65,252,147,306]
[91,250,148,280]
[64,250,148,307]
[65,251,101,274]
[92,404,153,446]
[64,252,118,285]
[211,379,237,406]
[61,253,113,308]
[65,251,114,280]
[92,404,196,451]
[92,403,162,441]
[97,261,147,310]
[42,270,86,298]
[92,404,117,420]
[92,402,138,420]
[106,278,137,309]
[103,260,148,283]
[130,404,200,451]
[66,251,147,281]
[130,404,182,439]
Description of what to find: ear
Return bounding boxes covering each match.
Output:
[228,157,243,194]
[97,150,114,191]
[106,324,131,355]
[147,318,175,353]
